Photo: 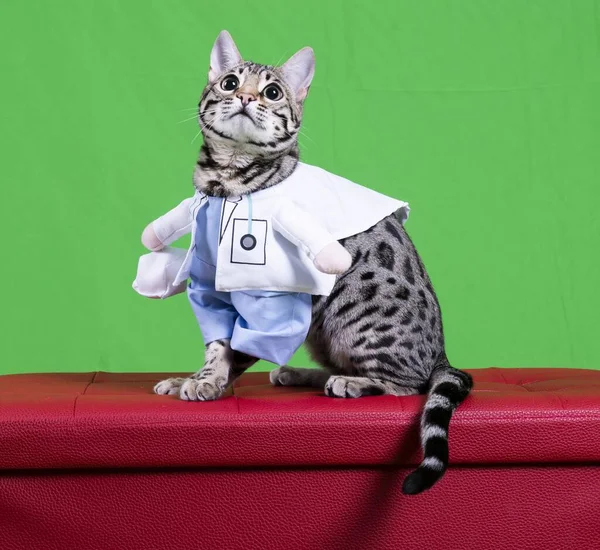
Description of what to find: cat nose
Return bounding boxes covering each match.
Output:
[236,92,257,107]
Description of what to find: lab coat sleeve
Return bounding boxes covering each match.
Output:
[272,200,337,260]
[151,197,195,246]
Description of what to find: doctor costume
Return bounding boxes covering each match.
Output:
[188,195,312,366]
[133,162,410,366]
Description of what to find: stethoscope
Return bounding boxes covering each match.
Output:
[239,194,257,251]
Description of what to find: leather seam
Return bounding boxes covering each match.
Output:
[73,372,99,417]
[18,413,600,429]
[82,372,99,395]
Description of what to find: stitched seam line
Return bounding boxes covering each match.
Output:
[73,372,98,418]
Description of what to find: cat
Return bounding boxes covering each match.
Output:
[152,31,473,495]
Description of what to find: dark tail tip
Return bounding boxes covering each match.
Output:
[402,466,445,495]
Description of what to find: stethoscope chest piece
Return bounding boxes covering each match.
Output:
[240,233,257,251]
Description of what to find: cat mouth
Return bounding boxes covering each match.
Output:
[230,110,257,125]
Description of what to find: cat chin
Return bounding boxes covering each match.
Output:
[220,116,271,142]
[220,114,271,136]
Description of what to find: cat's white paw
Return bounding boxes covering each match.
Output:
[179,378,226,401]
[313,242,352,275]
[154,377,187,395]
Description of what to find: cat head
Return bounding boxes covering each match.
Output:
[198,31,314,153]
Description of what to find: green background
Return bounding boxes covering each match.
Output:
[1,1,599,375]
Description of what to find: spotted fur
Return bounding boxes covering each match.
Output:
[305,217,473,494]
[154,31,472,495]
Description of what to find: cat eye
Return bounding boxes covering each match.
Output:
[221,75,240,92]
[263,84,283,101]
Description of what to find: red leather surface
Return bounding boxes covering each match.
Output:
[1,368,600,470]
[2,466,599,550]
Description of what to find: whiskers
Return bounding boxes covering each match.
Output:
[178,102,314,153]
[297,127,315,146]
[191,110,227,145]
[190,126,204,145]
[281,125,315,151]
[177,113,200,124]
[273,51,290,68]
[176,105,225,145]
[176,105,201,124]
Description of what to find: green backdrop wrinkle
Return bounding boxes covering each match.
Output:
[1,1,598,374]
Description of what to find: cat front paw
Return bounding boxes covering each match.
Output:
[154,377,187,395]
[179,378,227,401]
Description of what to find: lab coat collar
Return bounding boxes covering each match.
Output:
[221,199,239,242]
[193,189,243,204]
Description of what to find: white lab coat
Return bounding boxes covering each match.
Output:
[134,162,409,297]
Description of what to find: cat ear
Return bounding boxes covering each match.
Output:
[281,47,315,102]
[209,31,243,82]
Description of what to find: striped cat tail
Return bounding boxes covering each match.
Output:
[402,356,473,495]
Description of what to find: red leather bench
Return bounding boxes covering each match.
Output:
[1,368,599,550]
